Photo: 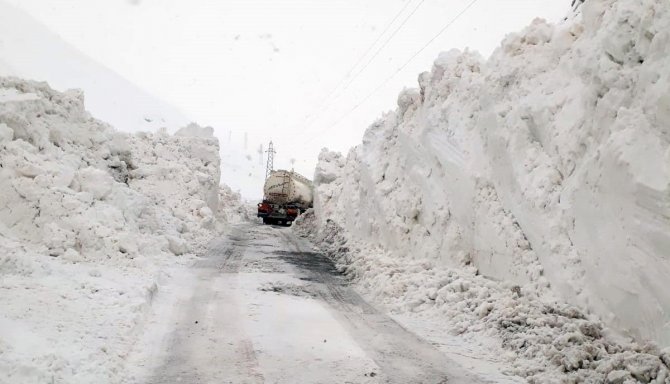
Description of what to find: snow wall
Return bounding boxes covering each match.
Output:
[0,78,227,260]
[0,77,242,382]
[314,0,670,346]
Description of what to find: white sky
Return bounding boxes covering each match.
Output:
[6,0,569,194]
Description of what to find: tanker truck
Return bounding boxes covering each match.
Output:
[257,170,313,225]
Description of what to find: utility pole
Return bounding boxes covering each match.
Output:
[265,141,276,179]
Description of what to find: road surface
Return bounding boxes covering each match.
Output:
[128,222,488,384]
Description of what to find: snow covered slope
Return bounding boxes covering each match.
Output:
[0,77,241,383]
[0,1,190,132]
[313,0,670,351]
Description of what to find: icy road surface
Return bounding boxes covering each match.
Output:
[127,223,486,384]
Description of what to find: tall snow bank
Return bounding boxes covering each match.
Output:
[0,77,239,383]
[313,0,670,348]
[296,211,670,383]
[0,78,225,259]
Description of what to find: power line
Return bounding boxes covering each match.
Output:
[395,0,479,75]
[303,0,480,145]
[301,0,415,125]
[339,0,426,93]
[297,0,426,137]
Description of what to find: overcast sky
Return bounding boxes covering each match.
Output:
[6,0,569,187]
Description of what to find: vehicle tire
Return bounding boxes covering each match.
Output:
[262,217,270,224]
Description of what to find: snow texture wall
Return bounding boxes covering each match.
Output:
[314,0,670,346]
[0,77,239,383]
[0,78,225,259]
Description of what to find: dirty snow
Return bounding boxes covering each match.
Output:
[302,0,670,382]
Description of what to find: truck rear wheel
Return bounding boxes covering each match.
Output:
[262,217,271,225]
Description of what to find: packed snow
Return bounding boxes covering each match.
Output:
[301,0,670,382]
[0,77,243,383]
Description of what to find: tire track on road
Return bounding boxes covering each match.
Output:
[148,224,264,384]
[278,231,489,384]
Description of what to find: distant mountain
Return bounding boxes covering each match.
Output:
[0,0,190,132]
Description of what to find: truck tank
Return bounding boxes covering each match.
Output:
[263,170,313,208]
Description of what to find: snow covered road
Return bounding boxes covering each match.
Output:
[128,222,486,384]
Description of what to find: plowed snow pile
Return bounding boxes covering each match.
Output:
[0,77,242,383]
[302,0,670,382]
